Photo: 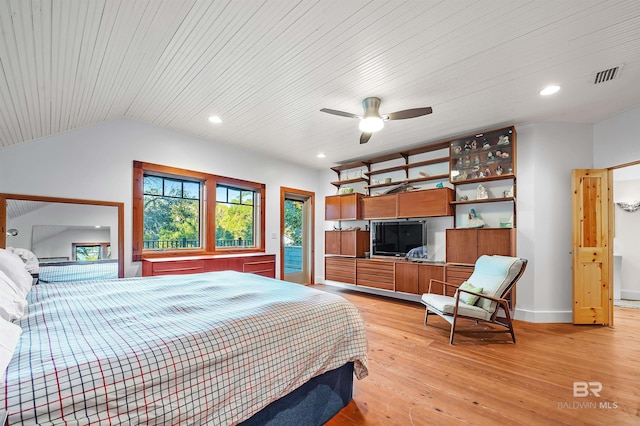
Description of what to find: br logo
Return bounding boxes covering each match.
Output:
[573,381,602,397]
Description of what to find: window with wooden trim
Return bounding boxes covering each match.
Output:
[132,161,265,261]
[72,243,111,261]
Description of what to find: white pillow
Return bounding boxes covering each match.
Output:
[0,317,22,383]
[0,271,27,323]
[0,249,33,298]
[7,247,40,274]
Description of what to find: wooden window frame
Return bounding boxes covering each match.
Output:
[132,161,266,261]
[72,242,111,260]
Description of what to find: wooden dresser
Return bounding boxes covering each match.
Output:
[142,253,276,278]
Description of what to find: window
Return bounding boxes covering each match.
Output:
[132,161,265,260]
[72,243,111,261]
[216,184,256,248]
[143,175,202,250]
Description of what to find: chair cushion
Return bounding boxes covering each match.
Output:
[421,293,492,321]
[457,281,483,306]
[467,256,523,312]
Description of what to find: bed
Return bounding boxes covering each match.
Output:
[1,270,368,425]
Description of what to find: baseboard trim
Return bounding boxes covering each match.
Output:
[620,290,640,301]
[514,308,572,323]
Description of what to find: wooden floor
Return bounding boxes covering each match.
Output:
[314,285,640,425]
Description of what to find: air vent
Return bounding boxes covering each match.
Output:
[593,65,623,84]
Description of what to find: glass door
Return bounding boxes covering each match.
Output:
[281,188,314,284]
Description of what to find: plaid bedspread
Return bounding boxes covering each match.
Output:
[2,271,368,425]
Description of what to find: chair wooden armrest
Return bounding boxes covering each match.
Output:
[428,278,460,294]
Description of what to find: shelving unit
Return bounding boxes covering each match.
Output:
[448,126,517,229]
[324,125,519,305]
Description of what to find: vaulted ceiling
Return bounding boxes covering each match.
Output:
[1,0,639,169]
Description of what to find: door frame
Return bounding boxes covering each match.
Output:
[280,187,315,284]
[606,159,640,320]
[574,159,640,324]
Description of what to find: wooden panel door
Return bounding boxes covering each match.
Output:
[446,229,478,265]
[340,194,362,220]
[477,229,514,257]
[397,188,454,218]
[325,195,342,220]
[340,230,357,256]
[362,194,397,219]
[572,169,612,325]
[395,262,419,294]
[325,231,341,255]
[418,264,445,295]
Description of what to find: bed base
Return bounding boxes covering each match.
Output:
[240,362,353,425]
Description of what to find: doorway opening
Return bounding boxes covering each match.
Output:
[611,162,640,312]
[280,187,314,284]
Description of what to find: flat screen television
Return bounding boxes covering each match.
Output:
[371,220,426,257]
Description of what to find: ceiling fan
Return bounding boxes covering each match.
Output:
[320,97,432,144]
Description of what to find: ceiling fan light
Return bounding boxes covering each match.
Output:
[359,117,384,132]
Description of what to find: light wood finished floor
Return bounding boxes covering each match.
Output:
[315,285,640,425]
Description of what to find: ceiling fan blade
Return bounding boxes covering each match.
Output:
[385,107,433,120]
[360,132,372,144]
[320,108,360,119]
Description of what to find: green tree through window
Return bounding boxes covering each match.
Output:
[143,175,201,249]
[216,185,255,247]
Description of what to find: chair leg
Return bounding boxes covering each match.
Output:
[449,315,458,345]
[424,308,430,325]
[501,303,516,343]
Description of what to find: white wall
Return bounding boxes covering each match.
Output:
[34,228,111,260]
[0,118,324,277]
[612,177,640,300]
[594,107,640,168]
[514,123,594,322]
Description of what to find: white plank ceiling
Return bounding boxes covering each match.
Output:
[1,0,639,169]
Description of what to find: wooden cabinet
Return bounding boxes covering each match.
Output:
[395,262,446,295]
[419,263,446,295]
[326,257,445,296]
[362,188,454,220]
[362,194,397,219]
[142,253,276,278]
[325,256,356,284]
[356,259,395,290]
[446,228,515,265]
[325,193,364,220]
[397,188,454,218]
[395,262,419,294]
[325,230,369,257]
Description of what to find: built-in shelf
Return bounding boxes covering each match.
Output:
[330,177,368,187]
[366,174,449,190]
[366,156,449,177]
[451,174,515,185]
[450,196,515,205]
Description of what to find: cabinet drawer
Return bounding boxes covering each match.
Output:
[325,257,356,283]
[445,265,473,295]
[356,259,395,290]
[243,260,276,273]
[151,260,205,275]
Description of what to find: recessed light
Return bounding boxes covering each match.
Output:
[316,153,327,159]
[539,85,560,96]
[208,115,222,124]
